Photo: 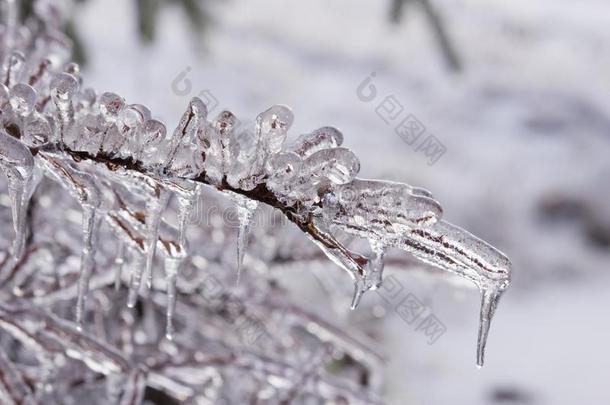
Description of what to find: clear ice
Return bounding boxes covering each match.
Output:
[230,192,259,284]
[0,0,512,402]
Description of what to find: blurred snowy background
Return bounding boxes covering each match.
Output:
[54,0,610,403]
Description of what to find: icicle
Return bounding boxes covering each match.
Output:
[389,220,511,365]
[176,184,202,248]
[127,249,145,308]
[0,129,34,261]
[34,155,105,327]
[300,218,368,309]
[350,240,386,310]
[367,239,386,290]
[114,243,125,291]
[164,256,182,340]
[476,282,507,367]
[230,194,259,284]
[351,279,366,310]
[75,205,102,329]
[143,189,170,290]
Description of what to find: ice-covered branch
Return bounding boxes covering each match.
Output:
[0,0,513,403]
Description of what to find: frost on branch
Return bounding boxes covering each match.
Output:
[0,0,511,403]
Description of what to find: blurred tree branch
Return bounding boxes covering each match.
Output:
[389,0,462,72]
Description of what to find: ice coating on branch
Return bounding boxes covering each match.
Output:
[0,3,512,396]
[0,350,35,404]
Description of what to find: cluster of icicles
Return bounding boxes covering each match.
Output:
[0,0,511,400]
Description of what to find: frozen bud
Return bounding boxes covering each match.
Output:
[23,114,52,147]
[189,97,208,119]
[175,97,207,143]
[98,92,125,122]
[10,84,37,116]
[411,186,434,199]
[74,114,104,152]
[138,119,167,164]
[265,151,302,180]
[304,147,360,184]
[3,51,25,86]
[214,110,237,138]
[131,104,151,122]
[165,98,207,166]
[143,119,166,145]
[50,72,79,104]
[291,126,343,157]
[256,105,293,154]
[347,179,443,228]
[118,105,145,134]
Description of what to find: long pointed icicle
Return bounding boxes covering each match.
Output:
[127,249,146,308]
[163,256,182,340]
[143,189,170,290]
[35,154,105,328]
[176,184,202,248]
[230,193,259,284]
[0,129,35,262]
[114,243,125,291]
[351,239,387,309]
[75,205,102,328]
[390,220,511,365]
[476,283,507,367]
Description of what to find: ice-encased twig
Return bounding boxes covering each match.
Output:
[0,303,146,403]
[0,349,35,405]
[0,0,511,388]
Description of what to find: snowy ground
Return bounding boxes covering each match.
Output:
[75,0,610,403]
